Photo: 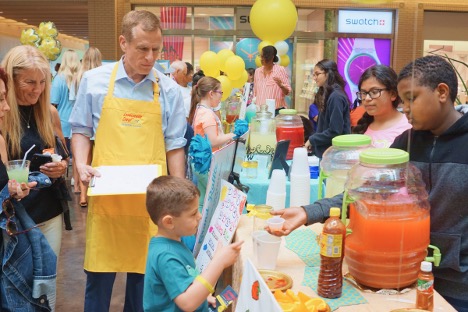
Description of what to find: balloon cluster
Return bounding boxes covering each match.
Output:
[250,0,297,68]
[199,49,248,101]
[20,22,62,61]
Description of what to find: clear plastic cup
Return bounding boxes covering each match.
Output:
[6,160,30,183]
[267,217,285,232]
[254,232,282,270]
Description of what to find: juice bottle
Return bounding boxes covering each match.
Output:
[317,207,346,298]
[416,261,434,311]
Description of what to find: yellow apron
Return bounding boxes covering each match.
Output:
[84,64,166,273]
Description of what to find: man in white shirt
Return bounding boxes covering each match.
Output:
[170,60,192,118]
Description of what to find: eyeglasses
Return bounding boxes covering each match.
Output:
[213,90,223,95]
[312,72,325,78]
[356,88,387,101]
[2,197,43,236]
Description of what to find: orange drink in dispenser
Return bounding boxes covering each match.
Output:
[344,148,430,289]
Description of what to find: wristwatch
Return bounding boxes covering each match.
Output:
[344,38,381,102]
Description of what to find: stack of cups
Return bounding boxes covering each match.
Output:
[308,155,320,179]
[290,147,311,207]
[266,169,286,211]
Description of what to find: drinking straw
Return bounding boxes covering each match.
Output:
[22,144,36,168]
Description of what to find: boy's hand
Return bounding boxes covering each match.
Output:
[266,207,307,236]
[207,294,216,307]
[212,240,244,269]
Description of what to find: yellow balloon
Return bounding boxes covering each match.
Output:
[20,28,40,46]
[217,49,235,72]
[250,0,298,42]
[255,55,262,68]
[204,69,220,78]
[199,51,220,75]
[231,70,248,89]
[280,54,290,67]
[38,21,58,40]
[216,75,232,102]
[258,40,273,54]
[224,55,245,81]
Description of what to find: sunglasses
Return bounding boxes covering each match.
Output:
[2,197,43,236]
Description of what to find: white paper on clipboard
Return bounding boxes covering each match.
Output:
[87,164,161,196]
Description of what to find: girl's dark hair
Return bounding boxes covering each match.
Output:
[0,67,8,93]
[192,70,205,86]
[313,59,347,112]
[353,65,400,134]
[398,55,458,103]
[188,76,221,125]
[262,46,279,63]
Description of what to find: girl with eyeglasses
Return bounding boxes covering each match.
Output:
[353,65,411,148]
[188,76,235,152]
[305,59,351,158]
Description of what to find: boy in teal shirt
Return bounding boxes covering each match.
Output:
[144,176,243,311]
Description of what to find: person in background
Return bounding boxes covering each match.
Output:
[188,76,235,152]
[308,103,319,132]
[53,63,61,79]
[51,49,80,157]
[185,62,194,88]
[170,60,191,119]
[143,176,242,311]
[245,67,255,107]
[69,10,186,311]
[1,45,69,258]
[72,46,102,207]
[267,55,468,312]
[350,98,365,128]
[352,65,411,148]
[305,59,351,158]
[254,45,291,114]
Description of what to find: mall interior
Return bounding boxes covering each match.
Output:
[1,0,468,311]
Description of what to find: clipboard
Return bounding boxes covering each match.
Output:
[87,164,162,196]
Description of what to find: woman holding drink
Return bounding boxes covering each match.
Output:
[1,45,69,256]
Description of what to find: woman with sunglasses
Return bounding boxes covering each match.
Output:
[352,65,411,147]
[305,59,351,158]
[188,76,235,152]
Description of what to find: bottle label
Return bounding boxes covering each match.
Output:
[417,279,434,292]
[319,233,343,257]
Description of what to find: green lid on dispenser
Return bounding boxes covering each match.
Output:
[331,134,371,147]
[278,109,297,115]
[359,148,409,165]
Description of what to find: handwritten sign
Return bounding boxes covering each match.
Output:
[195,180,246,272]
[193,133,248,256]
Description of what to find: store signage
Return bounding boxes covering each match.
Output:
[338,10,393,34]
[237,7,252,30]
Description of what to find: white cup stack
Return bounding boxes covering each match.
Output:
[290,147,311,207]
[265,99,276,116]
[266,169,287,211]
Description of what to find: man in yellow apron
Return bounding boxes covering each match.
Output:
[69,10,186,312]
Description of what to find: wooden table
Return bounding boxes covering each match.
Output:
[230,215,456,312]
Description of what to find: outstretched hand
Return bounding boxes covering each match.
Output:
[265,207,308,236]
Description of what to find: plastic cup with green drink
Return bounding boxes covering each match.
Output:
[6,160,30,184]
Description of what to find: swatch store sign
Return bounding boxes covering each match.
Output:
[338,10,393,34]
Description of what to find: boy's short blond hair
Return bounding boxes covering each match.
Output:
[146,176,200,224]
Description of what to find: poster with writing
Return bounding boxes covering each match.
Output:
[195,180,246,273]
[193,133,248,256]
[235,259,282,312]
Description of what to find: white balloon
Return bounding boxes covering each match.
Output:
[274,40,289,56]
[275,55,281,65]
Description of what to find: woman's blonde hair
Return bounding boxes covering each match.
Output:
[1,45,55,158]
[76,46,102,86]
[58,49,80,91]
